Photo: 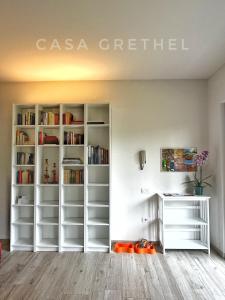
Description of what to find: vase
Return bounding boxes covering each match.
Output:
[195,186,204,196]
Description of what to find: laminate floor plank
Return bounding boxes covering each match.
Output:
[176,251,218,300]
[0,250,225,300]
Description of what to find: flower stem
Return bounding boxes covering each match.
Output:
[200,166,202,185]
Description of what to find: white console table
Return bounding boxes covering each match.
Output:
[158,193,210,254]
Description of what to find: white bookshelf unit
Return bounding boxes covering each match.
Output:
[11,103,111,252]
[158,193,210,254]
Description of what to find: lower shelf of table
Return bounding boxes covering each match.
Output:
[164,239,208,250]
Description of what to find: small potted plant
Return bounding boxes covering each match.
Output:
[183,150,212,195]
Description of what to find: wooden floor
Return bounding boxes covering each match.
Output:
[0,250,225,300]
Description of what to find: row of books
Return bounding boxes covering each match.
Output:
[16,130,33,145]
[17,152,34,165]
[63,112,83,125]
[40,111,59,125]
[64,169,84,184]
[64,132,84,145]
[17,169,34,184]
[17,111,35,125]
[88,145,109,164]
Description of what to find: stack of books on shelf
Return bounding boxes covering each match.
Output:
[17,111,35,125]
[62,157,83,165]
[17,152,34,165]
[63,112,84,125]
[64,169,84,184]
[16,130,33,145]
[17,169,34,184]
[40,111,59,125]
[64,132,84,145]
[88,145,109,164]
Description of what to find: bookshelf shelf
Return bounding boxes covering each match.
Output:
[87,201,109,207]
[88,164,109,167]
[13,217,34,225]
[13,204,34,207]
[63,144,85,147]
[38,145,60,147]
[63,238,84,247]
[63,184,84,187]
[38,218,58,225]
[88,218,109,226]
[87,124,110,128]
[15,125,35,129]
[62,125,84,128]
[11,103,111,253]
[14,184,34,187]
[13,238,33,247]
[88,238,109,248]
[38,125,60,128]
[88,184,109,187]
[38,184,59,187]
[63,218,84,225]
[62,164,84,167]
[37,201,59,207]
[63,203,84,207]
[15,164,35,167]
[15,145,35,147]
[37,238,58,247]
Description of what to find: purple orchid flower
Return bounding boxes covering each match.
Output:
[194,150,209,166]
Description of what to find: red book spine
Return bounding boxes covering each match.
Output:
[39,130,43,145]
[18,169,22,184]
[27,170,30,184]
[54,113,59,125]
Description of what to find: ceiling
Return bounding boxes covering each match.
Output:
[0,0,225,81]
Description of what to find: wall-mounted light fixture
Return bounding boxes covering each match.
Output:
[139,150,146,170]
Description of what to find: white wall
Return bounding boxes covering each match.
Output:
[0,80,208,240]
[208,65,225,255]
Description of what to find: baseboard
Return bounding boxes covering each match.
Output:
[211,244,225,258]
[0,239,10,251]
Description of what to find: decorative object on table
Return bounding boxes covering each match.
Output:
[161,148,197,172]
[183,150,212,195]
[139,150,146,170]
[43,159,50,184]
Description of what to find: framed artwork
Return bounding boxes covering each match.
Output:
[161,148,197,172]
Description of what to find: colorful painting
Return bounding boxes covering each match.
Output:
[161,148,197,172]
